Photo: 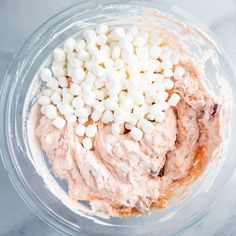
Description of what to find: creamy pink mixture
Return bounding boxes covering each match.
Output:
[35,62,223,216]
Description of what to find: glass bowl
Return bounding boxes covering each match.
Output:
[1,1,236,235]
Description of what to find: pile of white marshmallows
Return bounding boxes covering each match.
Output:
[37,24,185,150]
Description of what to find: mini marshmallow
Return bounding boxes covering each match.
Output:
[142,72,156,84]
[163,78,174,90]
[94,80,105,89]
[95,101,106,114]
[146,113,155,121]
[101,110,113,123]
[149,104,163,117]
[52,117,66,129]
[42,88,53,96]
[71,67,86,83]
[153,81,165,92]
[160,50,172,60]
[171,54,179,65]
[72,97,84,109]
[78,117,88,124]
[108,85,118,97]
[138,58,149,72]
[161,60,173,70]
[110,27,125,41]
[136,47,149,59]
[38,96,50,106]
[168,93,180,106]
[62,91,74,104]
[95,90,105,100]
[50,92,61,105]
[51,65,65,77]
[118,37,131,49]
[137,119,155,133]
[125,113,138,126]
[91,64,106,77]
[121,48,134,63]
[132,106,146,119]
[96,24,108,35]
[75,124,86,136]
[52,60,65,68]
[77,49,90,61]
[53,48,66,62]
[82,137,93,150]
[70,83,81,95]
[69,57,83,69]
[45,104,57,119]
[163,69,174,78]
[162,101,170,111]
[145,94,154,105]
[149,46,162,59]
[40,68,52,81]
[118,91,128,101]
[84,60,94,71]
[58,77,68,88]
[85,105,92,115]
[56,87,62,96]
[100,45,111,57]
[173,66,185,80]
[154,111,166,123]
[104,58,114,71]
[144,85,156,96]
[148,59,157,73]
[91,50,106,64]
[133,34,146,47]
[85,72,96,85]
[149,35,162,45]
[75,39,86,52]
[128,92,145,106]
[61,103,74,115]
[65,114,77,123]
[75,107,89,119]
[96,34,107,46]
[86,125,97,138]
[113,109,125,124]
[83,29,96,45]
[91,110,102,122]
[125,122,134,130]
[40,105,47,115]
[63,38,75,53]
[111,123,120,136]
[112,46,121,59]
[66,52,77,61]
[46,77,59,90]
[113,59,124,70]
[81,82,92,93]
[130,127,143,141]
[127,26,138,37]
[155,61,162,73]
[153,91,169,104]
[83,92,96,106]
[56,102,64,114]
[104,97,118,111]
[120,99,134,111]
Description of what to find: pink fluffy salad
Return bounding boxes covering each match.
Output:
[29,22,228,217]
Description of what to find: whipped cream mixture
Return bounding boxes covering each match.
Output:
[28,13,229,218]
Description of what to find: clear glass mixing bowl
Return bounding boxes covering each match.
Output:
[1,1,236,235]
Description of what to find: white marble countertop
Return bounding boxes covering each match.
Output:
[0,0,236,235]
